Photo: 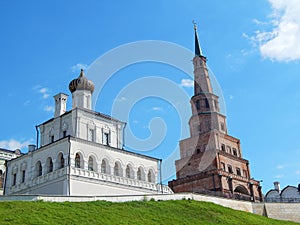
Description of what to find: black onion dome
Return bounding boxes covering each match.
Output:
[69,69,94,93]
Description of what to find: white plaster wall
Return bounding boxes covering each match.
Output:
[22,179,67,195]
[39,113,73,146]
[70,178,158,196]
[76,109,124,149]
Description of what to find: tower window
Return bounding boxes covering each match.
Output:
[228,165,233,173]
[221,144,225,151]
[226,146,231,154]
[233,148,238,156]
[221,162,226,171]
[221,122,225,131]
[214,100,218,111]
[205,98,209,108]
[63,130,67,138]
[51,135,54,143]
[236,167,241,176]
[196,100,200,110]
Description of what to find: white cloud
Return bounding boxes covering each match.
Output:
[23,100,31,106]
[43,105,54,112]
[117,97,127,102]
[33,86,51,99]
[295,170,300,175]
[180,79,194,88]
[39,88,48,94]
[152,107,163,111]
[33,84,42,90]
[42,94,49,99]
[252,18,268,25]
[276,165,284,169]
[71,63,88,73]
[229,95,234,100]
[39,88,50,99]
[249,0,300,61]
[0,139,32,150]
[275,174,284,178]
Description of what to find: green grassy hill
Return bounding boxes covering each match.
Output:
[0,199,297,225]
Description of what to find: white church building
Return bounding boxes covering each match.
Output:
[4,70,172,196]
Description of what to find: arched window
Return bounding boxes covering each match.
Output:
[75,153,81,168]
[147,169,155,183]
[56,152,65,169]
[137,167,145,181]
[114,162,122,177]
[88,156,94,171]
[125,164,133,179]
[60,154,64,169]
[36,161,42,177]
[46,157,53,173]
[234,185,249,195]
[101,159,107,174]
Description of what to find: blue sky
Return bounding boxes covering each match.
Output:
[1,0,300,193]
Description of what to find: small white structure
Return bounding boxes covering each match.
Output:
[265,181,300,202]
[4,70,172,196]
[0,148,22,194]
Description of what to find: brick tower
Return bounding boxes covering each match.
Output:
[168,24,263,202]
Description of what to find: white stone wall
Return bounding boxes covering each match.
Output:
[39,108,125,149]
[39,112,73,146]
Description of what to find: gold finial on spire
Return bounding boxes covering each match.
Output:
[192,20,197,30]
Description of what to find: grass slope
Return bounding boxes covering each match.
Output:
[0,199,297,225]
